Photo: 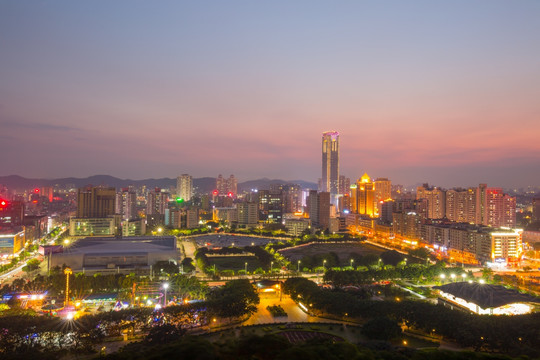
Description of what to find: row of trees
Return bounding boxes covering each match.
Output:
[0,268,208,303]
[323,264,472,287]
[98,333,532,360]
[283,277,540,357]
[0,280,259,358]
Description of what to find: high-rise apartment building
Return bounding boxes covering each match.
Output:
[338,175,350,196]
[416,184,446,219]
[146,188,169,216]
[486,188,516,228]
[176,174,193,202]
[374,178,392,204]
[76,186,116,218]
[322,131,339,205]
[116,187,137,220]
[216,174,237,196]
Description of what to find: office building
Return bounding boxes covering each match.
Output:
[237,202,259,227]
[356,174,376,217]
[306,190,330,229]
[76,186,116,218]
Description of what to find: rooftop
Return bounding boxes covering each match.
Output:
[434,282,540,309]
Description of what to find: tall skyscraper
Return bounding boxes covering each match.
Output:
[176,174,193,202]
[322,131,339,205]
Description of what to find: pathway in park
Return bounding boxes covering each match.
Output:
[245,293,344,325]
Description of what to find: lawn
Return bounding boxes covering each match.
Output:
[280,242,384,262]
[207,255,264,272]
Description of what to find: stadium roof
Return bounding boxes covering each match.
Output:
[434,282,540,309]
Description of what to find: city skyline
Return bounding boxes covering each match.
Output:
[2,2,540,188]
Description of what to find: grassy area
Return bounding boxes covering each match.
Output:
[279,242,384,263]
[204,322,368,344]
[394,333,440,349]
[207,256,263,272]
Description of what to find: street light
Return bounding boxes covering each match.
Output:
[245,262,248,275]
[297,260,301,272]
[440,274,446,283]
[270,261,273,274]
[350,259,354,269]
[461,273,467,280]
[163,283,169,306]
[450,273,456,282]
[323,259,327,270]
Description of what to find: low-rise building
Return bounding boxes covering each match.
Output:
[51,236,178,275]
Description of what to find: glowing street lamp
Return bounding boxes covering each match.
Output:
[64,267,72,307]
[350,259,354,268]
[450,273,456,282]
[440,274,446,283]
[297,260,301,272]
[245,262,248,275]
[163,283,169,306]
[461,274,467,280]
[270,261,273,274]
[323,259,327,270]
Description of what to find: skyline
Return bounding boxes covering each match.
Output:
[2,1,540,188]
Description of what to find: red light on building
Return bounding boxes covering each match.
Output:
[0,199,7,207]
[228,192,233,197]
[212,190,218,196]
[34,188,40,193]
[32,200,38,204]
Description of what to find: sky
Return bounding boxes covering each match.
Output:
[1,1,540,189]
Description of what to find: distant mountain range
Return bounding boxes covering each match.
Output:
[0,175,317,193]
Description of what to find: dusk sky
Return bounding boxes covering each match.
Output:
[2,1,540,189]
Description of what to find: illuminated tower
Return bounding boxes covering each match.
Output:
[356,173,376,217]
[322,131,339,205]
